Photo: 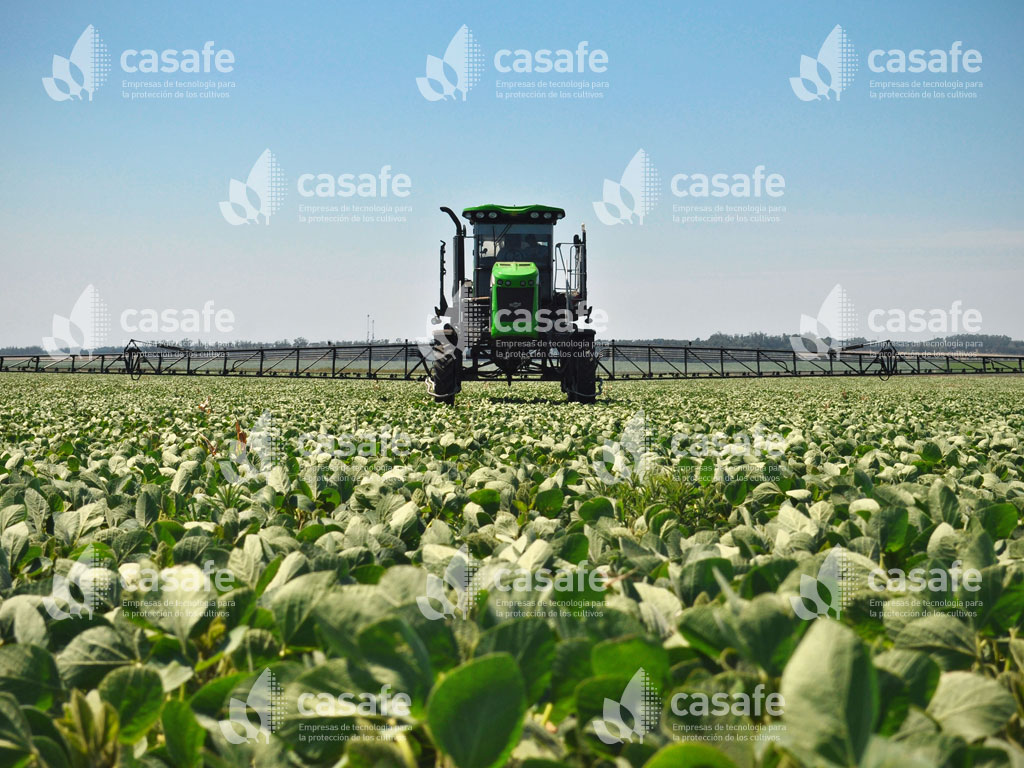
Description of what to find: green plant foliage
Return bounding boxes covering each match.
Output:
[0,374,1020,766]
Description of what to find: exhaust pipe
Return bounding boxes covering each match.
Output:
[440,207,466,300]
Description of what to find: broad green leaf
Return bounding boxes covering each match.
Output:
[893,614,976,670]
[268,570,336,646]
[98,666,164,743]
[475,617,554,704]
[161,700,205,768]
[534,487,564,517]
[578,496,614,522]
[0,644,62,709]
[925,671,1016,742]
[642,742,739,767]
[779,619,878,767]
[427,654,526,768]
[57,626,135,690]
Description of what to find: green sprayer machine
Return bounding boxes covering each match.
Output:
[425,205,598,404]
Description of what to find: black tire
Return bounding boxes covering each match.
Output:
[562,358,578,402]
[574,357,597,404]
[562,355,597,404]
[431,352,460,405]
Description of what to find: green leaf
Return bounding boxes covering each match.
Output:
[269,570,336,645]
[591,635,669,687]
[873,649,940,735]
[920,442,942,464]
[869,506,909,553]
[0,644,62,709]
[779,619,878,767]
[161,700,206,768]
[135,490,160,528]
[926,671,1016,742]
[57,626,135,690]
[979,503,1018,540]
[642,742,739,767]
[578,496,614,522]
[0,692,33,760]
[469,488,501,514]
[98,666,164,744]
[675,558,733,604]
[927,482,960,526]
[427,654,526,768]
[893,614,976,671]
[125,564,214,645]
[724,481,748,506]
[170,461,201,495]
[534,487,564,517]
[475,618,554,705]
[345,739,410,768]
[698,457,715,487]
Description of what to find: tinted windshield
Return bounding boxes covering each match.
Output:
[472,223,554,297]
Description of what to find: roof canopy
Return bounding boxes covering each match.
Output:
[462,204,565,223]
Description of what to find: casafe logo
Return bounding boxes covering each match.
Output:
[218,410,283,484]
[42,284,112,358]
[593,409,656,486]
[219,149,287,225]
[416,25,484,101]
[791,283,857,360]
[593,149,661,226]
[42,25,111,102]
[42,545,117,620]
[417,545,479,620]
[416,26,608,102]
[43,27,234,103]
[791,548,855,621]
[220,668,282,744]
[790,25,858,102]
[593,668,661,745]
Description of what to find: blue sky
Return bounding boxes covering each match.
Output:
[1,0,1021,346]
